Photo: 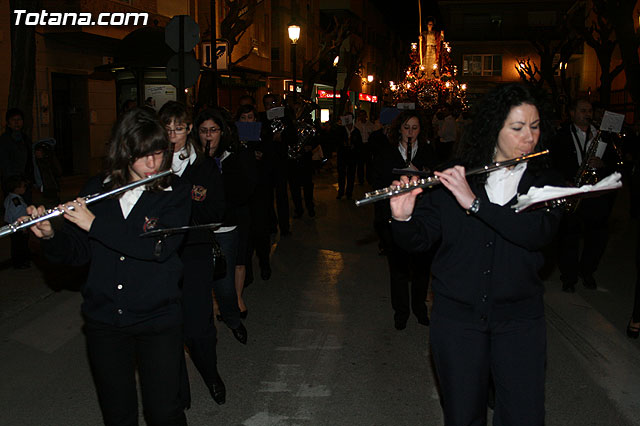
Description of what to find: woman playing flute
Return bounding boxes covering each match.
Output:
[389,83,563,425]
[27,108,191,426]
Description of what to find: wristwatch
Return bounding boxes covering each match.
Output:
[466,197,480,215]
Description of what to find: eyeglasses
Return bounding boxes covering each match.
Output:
[165,126,188,135]
[199,127,221,135]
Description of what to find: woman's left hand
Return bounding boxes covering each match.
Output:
[434,166,477,210]
[59,198,95,232]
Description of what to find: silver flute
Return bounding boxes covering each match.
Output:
[355,150,549,206]
[0,169,173,238]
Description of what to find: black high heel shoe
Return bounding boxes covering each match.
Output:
[232,322,247,344]
[208,373,226,405]
[626,320,640,339]
[240,310,248,319]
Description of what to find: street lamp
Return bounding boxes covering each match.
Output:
[288,22,300,103]
[332,55,339,118]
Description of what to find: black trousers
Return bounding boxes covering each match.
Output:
[356,145,372,185]
[273,158,290,233]
[337,149,356,197]
[430,313,546,426]
[84,318,187,426]
[181,255,219,387]
[249,183,273,271]
[558,194,615,283]
[632,222,640,322]
[386,241,431,321]
[288,158,314,214]
[10,231,30,267]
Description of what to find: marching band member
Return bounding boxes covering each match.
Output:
[28,108,191,425]
[389,83,563,425]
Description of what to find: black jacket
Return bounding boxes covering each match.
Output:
[391,167,564,323]
[42,175,191,327]
[181,155,225,252]
[551,123,618,182]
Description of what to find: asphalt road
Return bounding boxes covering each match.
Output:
[0,162,639,426]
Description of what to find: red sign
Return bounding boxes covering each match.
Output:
[358,93,378,102]
[318,90,341,99]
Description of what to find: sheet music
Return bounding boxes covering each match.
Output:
[512,172,622,212]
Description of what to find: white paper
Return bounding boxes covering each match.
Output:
[397,102,416,110]
[512,172,622,212]
[266,106,285,120]
[599,111,624,133]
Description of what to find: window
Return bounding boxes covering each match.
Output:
[462,54,502,76]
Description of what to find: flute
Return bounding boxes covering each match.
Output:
[0,169,173,238]
[355,150,549,206]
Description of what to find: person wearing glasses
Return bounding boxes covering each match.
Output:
[159,102,246,407]
[196,108,257,321]
[26,108,191,425]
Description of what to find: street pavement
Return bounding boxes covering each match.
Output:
[0,160,639,426]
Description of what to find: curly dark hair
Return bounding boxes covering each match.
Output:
[389,110,429,147]
[235,104,258,121]
[455,83,552,176]
[105,108,172,190]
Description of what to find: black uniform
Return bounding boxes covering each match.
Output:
[552,124,618,288]
[178,154,227,399]
[41,174,191,426]
[372,139,436,327]
[391,167,563,425]
[335,125,361,199]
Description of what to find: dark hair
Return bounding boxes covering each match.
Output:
[105,108,171,190]
[389,110,428,147]
[3,174,26,193]
[158,101,200,156]
[238,94,256,105]
[235,104,258,121]
[456,83,551,175]
[194,107,236,157]
[570,97,591,112]
[5,108,23,122]
[263,93,277,104]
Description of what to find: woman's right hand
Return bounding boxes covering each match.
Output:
[25,205,54,239]
[389,175,423,221]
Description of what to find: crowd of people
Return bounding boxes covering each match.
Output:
[1,81,639,424]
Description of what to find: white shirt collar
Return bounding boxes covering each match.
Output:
[485,162,527,206]
[172,147,197,177]
[398,142,419,163]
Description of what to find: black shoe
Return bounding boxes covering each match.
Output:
[308,209,316,218]
[416,315,430,327]
[336,194,343,200]
[216,314,224,321]
[394,318,407,330]
[232,323,247,344]
[627,320,640,339]
[582,274,597,289]
[209,374,226,405]
[561,279,576,293]
[240,310,248,319]
[346,194,352,200]
[261,267,272,280]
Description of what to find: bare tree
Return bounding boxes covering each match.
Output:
[300,16,349,99]
[220,0,261,66]
[572,0,624,106]
[607,0,640,116]
[336,34,364,117]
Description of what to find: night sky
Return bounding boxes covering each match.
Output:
[370,0,441,44]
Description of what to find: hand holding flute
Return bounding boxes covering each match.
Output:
[25,198,96,239]
[390,166,478,220]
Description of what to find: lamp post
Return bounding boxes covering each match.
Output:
[332,55,339,119]
[288,22,300,103]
